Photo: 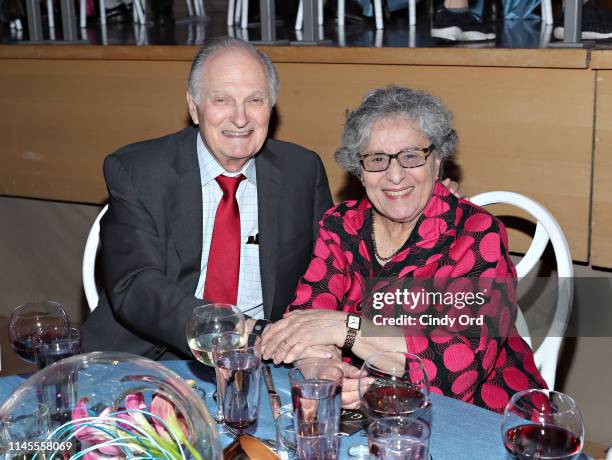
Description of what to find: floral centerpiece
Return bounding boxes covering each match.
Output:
[0,352,222,459]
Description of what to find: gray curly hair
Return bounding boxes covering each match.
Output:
[187,36,280,105]
[334,86,458,177]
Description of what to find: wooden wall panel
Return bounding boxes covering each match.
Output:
[0,59,191,203]
[0,58,594,260]
[274,63,594,261]
[592,70,612,267]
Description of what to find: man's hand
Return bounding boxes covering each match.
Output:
[261,309,347,364]
[440,177,468,200]
[334,361,361,409]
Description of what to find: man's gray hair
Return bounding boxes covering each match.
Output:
[187,36,280,105]
[334,86,458,177]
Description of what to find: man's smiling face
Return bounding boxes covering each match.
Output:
[187,47,272,172]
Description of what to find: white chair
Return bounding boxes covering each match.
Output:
[82,204,108,311]
[470,191,573,390]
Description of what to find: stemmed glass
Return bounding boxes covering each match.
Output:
[502,389,584,460]
[347,351,430,458]
[186,303,246,423]
[212,332,262,436]
[9,301,70,364]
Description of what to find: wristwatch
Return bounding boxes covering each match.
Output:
[342,314,362,351]
[251,319,270,337]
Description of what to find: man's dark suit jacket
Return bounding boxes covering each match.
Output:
[81,126,333,359]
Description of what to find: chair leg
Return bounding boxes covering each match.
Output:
[408,0,416,25]
[295,0,303,29]
[235,0,242,23]
[318,0,323,25]
[79,0,86,28]
[47,0,55,29]
[99,0,106,25]
[240,0,248,28]
[337,0,345,26]
[227,0,235,24]
[198,0,205,16]
[186,0,194,16]
[374,0,383,29]
[541,0,553,25]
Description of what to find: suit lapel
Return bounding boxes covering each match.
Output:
[168,128,203,281]
[256,143,283,319]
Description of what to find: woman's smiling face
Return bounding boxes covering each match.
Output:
[361,116,441,225]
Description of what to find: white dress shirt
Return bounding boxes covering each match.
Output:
[194,134,264,319]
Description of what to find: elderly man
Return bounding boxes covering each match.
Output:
[81,37,333,359]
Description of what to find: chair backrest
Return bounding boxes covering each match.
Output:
[470,191,573,390]
[82,204,108,311]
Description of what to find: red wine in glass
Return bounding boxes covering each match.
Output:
[362,385,428,419]
[9,301,70,364]
[216,351,261,434]
[502,390,584,460]
[12,330,65,363]
[504,424,582,460]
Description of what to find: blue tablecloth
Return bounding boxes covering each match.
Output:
[0,360,589,460]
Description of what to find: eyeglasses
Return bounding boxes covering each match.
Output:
[359,144,435,172]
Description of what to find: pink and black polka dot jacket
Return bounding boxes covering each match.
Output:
[288,181,547,413]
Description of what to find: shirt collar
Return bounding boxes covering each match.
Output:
[197,132,257,186]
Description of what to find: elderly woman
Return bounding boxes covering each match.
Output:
[261,86,546,413]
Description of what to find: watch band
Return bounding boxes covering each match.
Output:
[251,319,270,337]
[343,328,357,351]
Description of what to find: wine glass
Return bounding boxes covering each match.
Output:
[9,301,70,364]
[347,352,430,458]
[212,332,262,436]
[502,389,584,460]
[186,303,246,422]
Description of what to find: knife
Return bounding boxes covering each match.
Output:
[262,365,282,419]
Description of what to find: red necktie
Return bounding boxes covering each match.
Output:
[203,174,246,305]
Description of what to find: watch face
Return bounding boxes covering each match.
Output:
[347,315,361,330]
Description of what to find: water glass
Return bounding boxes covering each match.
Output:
[296,431,340,460]
[275,406,298,460]
[289,359,343,460]
[0,403,50,457]
[368,417,430,459]
[213,332,262,435]
[501,389,584,460]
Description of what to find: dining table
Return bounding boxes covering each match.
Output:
[0,359,593,460]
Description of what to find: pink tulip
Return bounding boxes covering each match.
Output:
[150,394,189,441]
[71,399,123,456]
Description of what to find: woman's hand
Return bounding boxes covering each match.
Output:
[261,309,348,364]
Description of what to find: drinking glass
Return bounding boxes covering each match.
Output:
[368,417,430,459]
[0,403,50,458]
[9,301,70,364]
[34,327,81,369]
[502,389,584,460]
[348,351,430,458]
[289,359,343,460]
[186,303,246,367]
[186,303,245,423]
[275,405,298,460]
[212,332,262,435]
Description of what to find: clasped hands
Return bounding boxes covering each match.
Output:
[259,309,361,408]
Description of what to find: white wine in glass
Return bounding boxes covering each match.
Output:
[187,303,246,367]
